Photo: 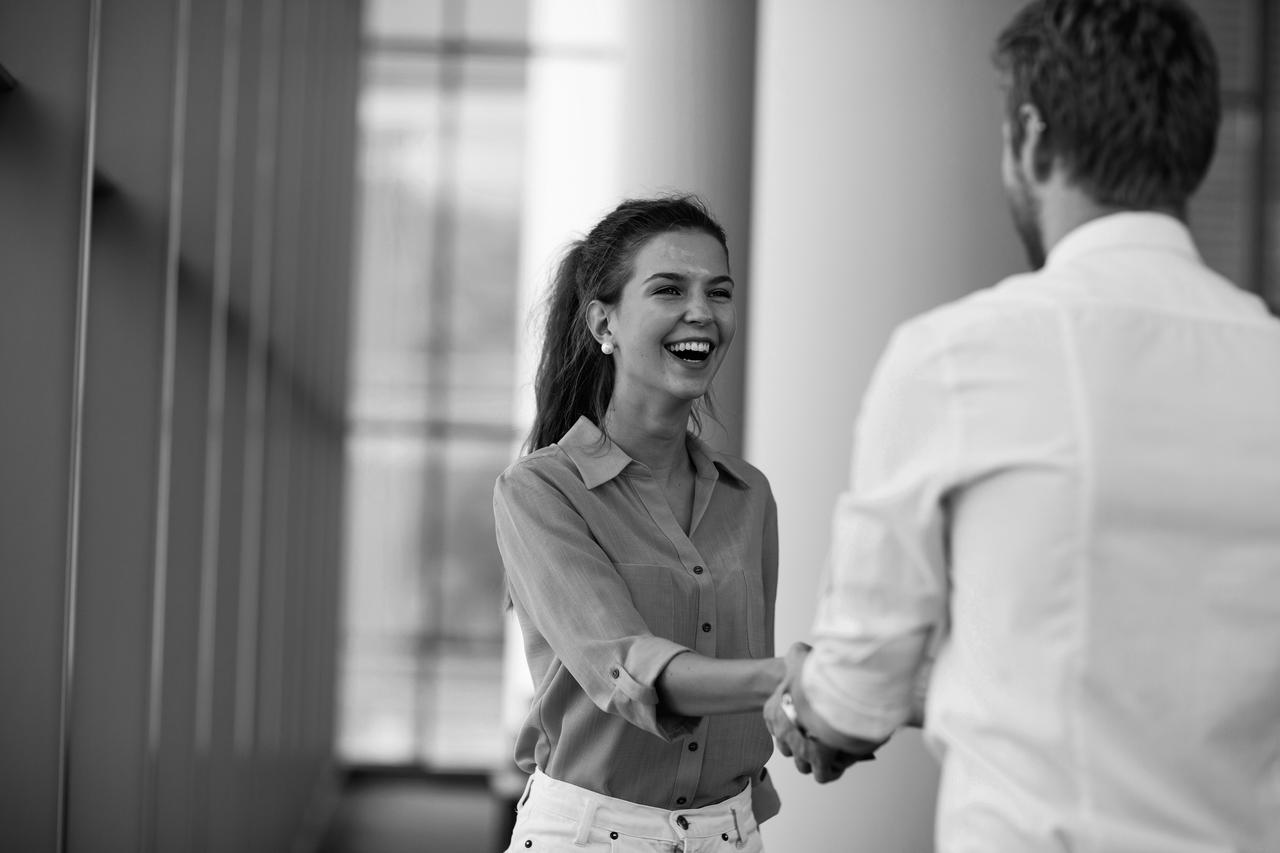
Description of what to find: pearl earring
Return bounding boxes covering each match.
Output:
[601,340,615,355]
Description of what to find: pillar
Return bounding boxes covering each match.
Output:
[747,2,1026,850]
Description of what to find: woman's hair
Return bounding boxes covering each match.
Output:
[525,194,729,453]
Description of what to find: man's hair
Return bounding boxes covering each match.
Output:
[994,0,1220,211]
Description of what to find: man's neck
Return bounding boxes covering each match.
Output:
[1039,173,1183,259]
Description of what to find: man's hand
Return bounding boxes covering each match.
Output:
[763,642,873,784]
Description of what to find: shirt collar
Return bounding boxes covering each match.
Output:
[557,416,750,490]
[1045,211,1199,270]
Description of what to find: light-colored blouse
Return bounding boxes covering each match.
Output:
[493,416,779,816]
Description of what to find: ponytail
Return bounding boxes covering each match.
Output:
[525,243,615,452]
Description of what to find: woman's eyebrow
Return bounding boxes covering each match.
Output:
[643,272,735,286]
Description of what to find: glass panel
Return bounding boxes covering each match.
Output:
[350,54,443,425]
[365,0,447,42]
[447,58,526,429]
[341,13,528,771]
[464,0,530,43]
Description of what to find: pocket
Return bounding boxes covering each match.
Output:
[507,807,615,852]
[614,563,676,640]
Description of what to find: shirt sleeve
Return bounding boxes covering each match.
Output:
[803,319,955,742]
[493,461,696,741]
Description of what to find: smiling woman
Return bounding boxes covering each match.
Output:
[492,195,803,853]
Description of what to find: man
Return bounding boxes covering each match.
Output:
[765,1,1280,850]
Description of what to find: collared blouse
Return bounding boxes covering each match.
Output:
[493,416,779,815]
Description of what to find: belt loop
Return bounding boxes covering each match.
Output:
[516,772,535,812]
[574,798,599,846]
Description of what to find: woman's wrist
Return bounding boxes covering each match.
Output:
[757,656,787,704]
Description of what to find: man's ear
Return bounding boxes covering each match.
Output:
[585,300,612,346]
[1017,102,1047,179]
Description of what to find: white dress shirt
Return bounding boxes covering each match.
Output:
[804,213,1280,852]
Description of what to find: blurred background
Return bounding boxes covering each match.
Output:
[2,1,1276,852]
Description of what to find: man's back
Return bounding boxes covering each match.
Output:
[916,213,1280,851]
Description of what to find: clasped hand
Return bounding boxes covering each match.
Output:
[763,642,876,784]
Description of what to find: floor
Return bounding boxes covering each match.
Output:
[316,771,518,853]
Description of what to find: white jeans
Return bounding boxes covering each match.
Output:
[503,769,764,853]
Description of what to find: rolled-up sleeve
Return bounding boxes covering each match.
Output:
[804,319,955,741]
[494,463,695,741]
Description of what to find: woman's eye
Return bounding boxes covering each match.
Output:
[710,289,733,300]
[655,285,681,296]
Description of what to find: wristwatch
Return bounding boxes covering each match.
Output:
[779,690,810,738]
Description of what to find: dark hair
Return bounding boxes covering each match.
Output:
[525,195,729,453]
[993,0,1220,211]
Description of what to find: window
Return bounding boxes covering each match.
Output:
[340,0,529,769]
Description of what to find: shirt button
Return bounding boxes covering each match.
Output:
[609,832,618,840]
[677,816,689,830]
[688,742,698,752]
[524,842,532,848]
[610,667,620,678]
[676,797,687,805]
[692,565,704,574]
[701,623,712,633]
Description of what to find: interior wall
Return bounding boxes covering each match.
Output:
[0,3,93,848]
[747,3,1026,850]
[0,1,361,851]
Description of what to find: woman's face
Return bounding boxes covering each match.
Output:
[599,228,736,409]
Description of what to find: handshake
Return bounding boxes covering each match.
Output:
[763,642,884,783]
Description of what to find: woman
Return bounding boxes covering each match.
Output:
[494,196,793,852]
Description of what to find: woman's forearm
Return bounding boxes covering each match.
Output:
[655,652,786,716]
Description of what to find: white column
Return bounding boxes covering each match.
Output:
[748,2,1026,850]
[614,0,758,454]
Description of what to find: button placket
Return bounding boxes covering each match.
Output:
[671,717,706,811]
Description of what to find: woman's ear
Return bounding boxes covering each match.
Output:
[585,300,612,346]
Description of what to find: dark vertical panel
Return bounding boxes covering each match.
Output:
[0,2,93,849]
[207,0,261,846]
[256,0,308,764]
[68,0,182,847]
[1264,0,1280,308]
[1251,0,1271,298]
[1186,0,1260,289]
[154,0,229,849]
[316,0,364,764]
[4,0,360,848]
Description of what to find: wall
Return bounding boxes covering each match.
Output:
[0,1,361,851]
[747,2,1025,851]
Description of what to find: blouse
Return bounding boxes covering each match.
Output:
[493,416,779,816]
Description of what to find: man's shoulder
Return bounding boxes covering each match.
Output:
[896,272,1061,347]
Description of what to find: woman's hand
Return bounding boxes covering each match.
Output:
[764,642,882,783]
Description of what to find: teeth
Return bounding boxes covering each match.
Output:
[666,341,712,353]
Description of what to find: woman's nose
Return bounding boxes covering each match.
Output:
[684,294,712,324]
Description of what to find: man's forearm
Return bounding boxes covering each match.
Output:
[788,667,886,759]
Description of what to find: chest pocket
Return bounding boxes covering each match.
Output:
[613,563,676,642]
